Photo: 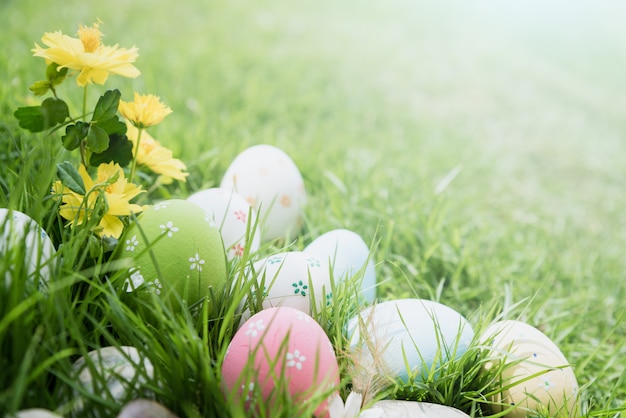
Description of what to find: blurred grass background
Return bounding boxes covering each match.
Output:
[1,0,625,415]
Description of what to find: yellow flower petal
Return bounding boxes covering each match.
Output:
[32,22,140,87]
[98,214,124,239]
[119,93,172,129]
[125,121,188,182]
[51,162,144,239]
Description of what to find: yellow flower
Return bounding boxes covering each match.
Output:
[52,162,144,239]
[118,93,172,129]
[125,121,189,183]
[32,21,140,87]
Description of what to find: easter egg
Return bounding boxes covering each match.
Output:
[71,346,154,414]
[220,144,307,242]
[371,401,470,417]
[187,187,261,260]
[347,298,474,382]
[222,307,340,417]
[116,199,227,308]
[118,400,179,418]
[245,251,332,315]
[0,208,55,289]
[481,320,579,417]
[304,228,376,302]
[14,410,64,418]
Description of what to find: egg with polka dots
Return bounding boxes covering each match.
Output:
[116,199,228,308]
[187,187,261,261]
[245,251,332,316]
[220,144,307,242]
[481,320,579,417]
[222,307,340,417]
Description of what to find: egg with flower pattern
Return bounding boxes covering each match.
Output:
[116,199,227,308]
[222,307,340,417]
[0,208,55,290]
[220,144,307,242]
[187,187,261,260]
[481,320,579,417]
[244,251,332,316]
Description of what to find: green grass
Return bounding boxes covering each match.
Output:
[1,0,626,416]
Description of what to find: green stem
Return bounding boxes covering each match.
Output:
[80,85,89,168]
[128,127,143,184]
[82,84,88,117]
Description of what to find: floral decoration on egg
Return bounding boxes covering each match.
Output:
[187,187,261,260]
[243,251,332,317]
[114,199,228,309]
[222,307,340,417]
[220,144,307,242]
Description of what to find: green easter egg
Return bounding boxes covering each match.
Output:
[118,199,227,308]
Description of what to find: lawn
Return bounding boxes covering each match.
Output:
[1,0,625,416]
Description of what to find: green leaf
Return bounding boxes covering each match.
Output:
[29,80,50,96]
[61,122,89,151]
[56,161,86,195]
[90,134,134,168]
[14,106,44,132]
[41,97,69,128]
[97,115,127,136]
[46,63,68,86]
[86,125,110,154]
[92,89,121,123]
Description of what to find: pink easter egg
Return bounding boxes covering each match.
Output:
[222,307,339,417]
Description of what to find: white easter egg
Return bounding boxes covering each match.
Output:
[71,346,154,415]
[371,401,470,417]
[14,409,64,418]
[481,320,579,417]
[222,307,340,417]
[220,144,307,242]
[187,187,261,260]
[347,298,474,382]
[247,251,332,315]
[304,228,376,302]
[117,400,178,418]
[0,208,55,289]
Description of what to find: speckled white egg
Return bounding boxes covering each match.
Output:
[0,208,55,289]
[481,320,579,417]
[304,228,376,302]
[246,251,332,315]
[115,199,228,308]
[222,307,340,417]
[187,187,261,260]
[220,145,307,242]
[347,298,474,382]
[71,346,154,415]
